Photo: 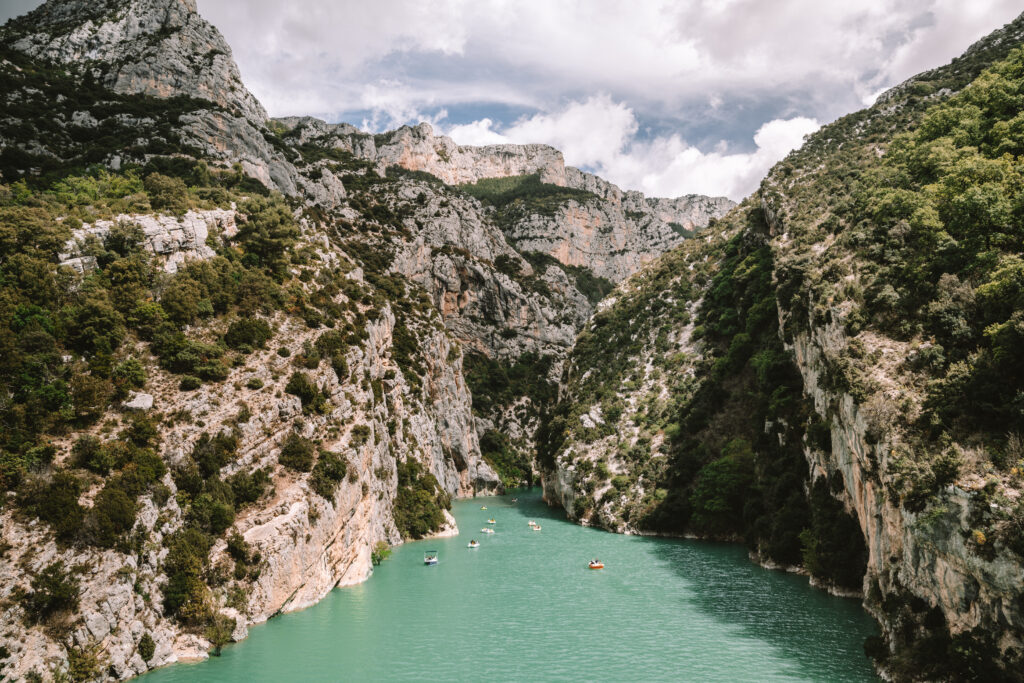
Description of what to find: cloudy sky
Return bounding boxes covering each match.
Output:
[4,1,1022,199]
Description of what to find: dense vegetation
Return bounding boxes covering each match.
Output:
[540,205,867,587]
[392,458,451,539]
[458,173,596,214]
[0,163,296,495]
[537,22,1024,679]
[855,49,1024,442]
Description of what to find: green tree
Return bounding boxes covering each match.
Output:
[233,195,298,278]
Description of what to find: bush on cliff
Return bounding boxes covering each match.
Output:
[19,561,80,625]
[392,458,450,539]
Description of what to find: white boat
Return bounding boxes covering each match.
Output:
[481,528,495,534]
[528,520,537,526]
[487,518,496,524]
[532,525,542,531]
[468,540,480,548]
[424,551,439,565]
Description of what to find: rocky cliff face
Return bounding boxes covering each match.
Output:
[273,117,735,284]
[8,0,265,125]
[0,0,731,679]
[0,201,500,678]
[543,11,1024,679]
[2,0,299,193]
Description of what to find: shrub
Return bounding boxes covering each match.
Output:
[224,318,272,350]
[245,377,264,390]
[350,424,371,447]
[392,459,449,539]
[227,467,270,506]
[66,643,102,683]
[179,376,202,391]
[19,471,85,543]
[138,632,156,662]
[285,372,326,413]
[86,485,137,548]
[192,430,239,479]
[371,541,392,565]
[226,530,251,564]
[20,561,80,624]
[112,358,146,396]
[144,173,189,214]
[72,435,114,474]
[278,433,314,472]
[310,451,349,500]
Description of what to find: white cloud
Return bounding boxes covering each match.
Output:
[195,0,1022,121]
[448,98,818,201]
[185,0,1021,197]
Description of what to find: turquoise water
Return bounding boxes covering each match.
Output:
[144,490,879,682]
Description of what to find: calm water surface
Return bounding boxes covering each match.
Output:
[144,489,879,682]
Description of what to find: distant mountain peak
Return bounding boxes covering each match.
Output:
[3,0,265,124]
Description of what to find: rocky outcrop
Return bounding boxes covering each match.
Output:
[274,118,734,284]
[58,208,237,273]
[786,313,1024,657]
[3,0,300,195]
[7,0,265,126]
[0,281,499,680]
[388,177,591,359]
[374,123,568,186]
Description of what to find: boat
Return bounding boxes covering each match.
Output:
[480,506,487,510]
[481,528,495,534]
[424,551,439,565]
[528,520,536,526]
[511,498,518,503]
[589,560,604,570]
[468,540,480,548]
[487,518,496,524]
[532,525,542,531]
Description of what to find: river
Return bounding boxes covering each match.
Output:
[143,489,879,682]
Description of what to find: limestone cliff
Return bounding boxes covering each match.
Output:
[543,11,1024,679]
[0,0,727,678]
[273,117,735,284]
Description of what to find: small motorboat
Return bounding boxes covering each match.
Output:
[487,518,496,524]
[424,551,439,565]
[532,525,542,531]
[511,498,518,503]
[481,528,495,534]
[480,506,487,510]
[589,560,604,570]
[528,520,537,526]
[468,540,480,548]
